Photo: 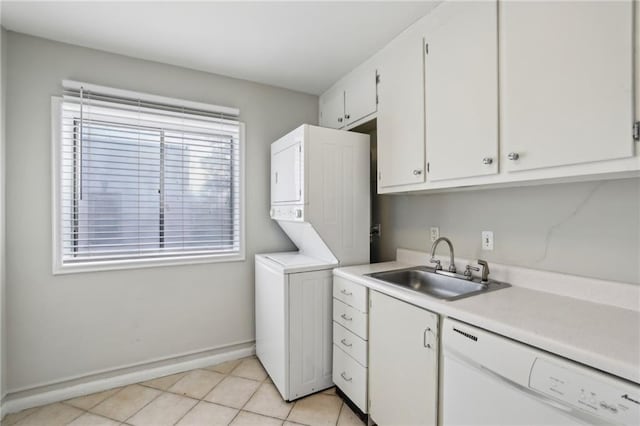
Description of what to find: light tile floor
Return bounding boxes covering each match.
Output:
[2,357,365,426]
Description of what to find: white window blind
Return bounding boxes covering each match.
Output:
[54,81,243,271]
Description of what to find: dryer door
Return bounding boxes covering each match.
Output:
[271,140,302,204]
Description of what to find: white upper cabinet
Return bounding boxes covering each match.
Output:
[318,0,639,194]
[377,23,426,188]
[424,0,499,181]
[319,85,345,129]
[500,0,634,172]
[343,66,377,127]
[319,62,377,130]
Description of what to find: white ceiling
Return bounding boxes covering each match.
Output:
[1,1,439,95]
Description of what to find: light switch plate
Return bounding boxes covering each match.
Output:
[430,227,440,242]
[482,231,494,250]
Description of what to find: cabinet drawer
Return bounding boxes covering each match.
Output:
[333,322,367,367]
[333,298,368,340]
[333,345,367,413]
[333,276,368,313]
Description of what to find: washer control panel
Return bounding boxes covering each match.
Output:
[270,205,304,222]
[529,358,639,425]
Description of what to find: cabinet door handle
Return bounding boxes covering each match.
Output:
[345,114,351,120]
[340,313,353,321]
[340,289,352,296]
[424,327,432,349]
[340,372,353,382]
[338,117,343,123]
[413,169,423,176]
[340,338,352,348]
[482,157,493,165]
[507,152,520,161]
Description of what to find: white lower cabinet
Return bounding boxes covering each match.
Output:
[332,274,369,413]
[369,290,439,426]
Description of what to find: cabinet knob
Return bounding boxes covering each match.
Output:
[338,117,343,123]
[482,157,493,165]
[507,152,520,161]
[413,169,423,176]
[345,114,350,120]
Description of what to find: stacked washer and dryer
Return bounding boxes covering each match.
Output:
[255,124,370,401]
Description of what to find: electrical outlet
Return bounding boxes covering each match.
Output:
[482,231,494,250]
[430,227,440,242]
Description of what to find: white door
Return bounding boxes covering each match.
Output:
[425,0,499,181]
[271,141,302,204]
[255,258,288,397]
[501,0,634,172]
[319,86,345,129]
[369,291,439,426]
[377,25,426,189]
[344,67,377,126]
[288,269,333,399]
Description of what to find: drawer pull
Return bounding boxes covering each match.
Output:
[340,338,352,348]
[340,372,353,382]
[424,327,433,349]
[340,313,353,321]
[340,289,353,296]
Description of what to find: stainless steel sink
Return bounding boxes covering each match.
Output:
[366,266,510,301]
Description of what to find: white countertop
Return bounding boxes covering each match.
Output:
[334,259,640,384]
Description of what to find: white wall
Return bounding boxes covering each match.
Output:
[375,177,640,285]
[0,26,7,401]
[5,32,317,392]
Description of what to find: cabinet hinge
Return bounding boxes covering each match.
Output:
[376,94,379,105]
[634,121,640,141]
[427,162,430,173]
[425,43,429,55]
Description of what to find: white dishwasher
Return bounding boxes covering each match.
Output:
[442,318,639,426]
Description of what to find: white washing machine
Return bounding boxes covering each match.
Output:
[442,318,640,425]
[255,253,335,401]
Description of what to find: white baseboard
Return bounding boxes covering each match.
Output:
[2,341,255,416]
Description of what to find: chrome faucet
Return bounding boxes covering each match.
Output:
[430,237,456,273]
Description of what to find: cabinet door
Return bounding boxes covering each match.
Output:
[319,86,345,129]
[425,0,499,181]
[344,67,377,126]
[377,27,426,188]
[369,291,438,426]
[501,0,634,172]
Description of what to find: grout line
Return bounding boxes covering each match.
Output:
[336,401,345,426]
[65,407,85,426]
[121,387,165,424]
[170,371,234,426]
[170,395,200,426]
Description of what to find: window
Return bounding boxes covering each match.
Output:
[52,81,244,273]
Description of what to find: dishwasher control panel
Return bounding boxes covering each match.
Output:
[529,358,639,425]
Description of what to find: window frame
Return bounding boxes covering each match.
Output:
[51,96,246,275]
